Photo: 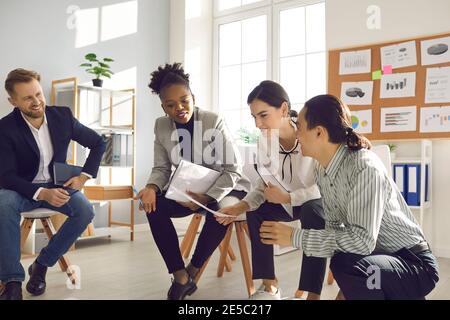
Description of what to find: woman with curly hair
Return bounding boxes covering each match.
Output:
[136,63,250,300]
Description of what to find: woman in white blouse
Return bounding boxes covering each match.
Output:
[218,81,326,300]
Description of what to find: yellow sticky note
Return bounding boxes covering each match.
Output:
[372,70,382,80]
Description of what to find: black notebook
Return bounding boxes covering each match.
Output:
[53,162,83,186]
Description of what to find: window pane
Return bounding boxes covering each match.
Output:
[242,0,263,5]
[306,52,326,100]
[306,2,325,53]
[292,103,304,114]
[219,65,242,111]
[242,62,267,108]
[241,109,257,131]
[280,7,305,57]
[219,21,241,67]
[280,55,306,104]
[242,15,267,63]
[218,0,241,11]
[218,0,263,12]
[223,109,242,137]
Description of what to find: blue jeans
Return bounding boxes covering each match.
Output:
[0,184,94,283]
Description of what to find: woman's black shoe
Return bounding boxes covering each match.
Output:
[167,277,197,300]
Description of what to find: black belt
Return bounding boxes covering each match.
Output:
[408,241,431,254]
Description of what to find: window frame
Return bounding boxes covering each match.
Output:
[212,6,272,115]
[213,0,326,135]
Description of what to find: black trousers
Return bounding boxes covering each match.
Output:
[146,190,246,274]
[246,199,327,295]
[330,248,439,300]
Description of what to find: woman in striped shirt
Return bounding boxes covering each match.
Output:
[260,94,439,300]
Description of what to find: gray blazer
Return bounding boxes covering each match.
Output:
[147,107,250,202]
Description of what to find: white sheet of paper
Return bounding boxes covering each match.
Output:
[380,72,416,99]
[380,40,417,69]
[171,186,235,218]
[341,81,374,105]
[350,110,372,134]
[425,67,450,104]
[339,49,371,75]
[408,167,417,193]
[165,160,221,202]
[420,106,450,133]
[380,106,417,132]
[395,166,404,193]
[421,36,450,66]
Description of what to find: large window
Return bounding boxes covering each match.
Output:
[214,0,326,140]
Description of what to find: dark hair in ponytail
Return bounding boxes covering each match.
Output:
[148,62,191,96]
[247,80,298,118]
[303,94,371,151]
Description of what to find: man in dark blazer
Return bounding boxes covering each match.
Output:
[0,69,106,300]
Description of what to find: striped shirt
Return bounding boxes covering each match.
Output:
[292,144,426,258]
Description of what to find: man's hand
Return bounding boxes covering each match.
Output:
[177,191,213,211]
[63,174,89,191]
[264,182,291,204]
[259,221,294,246]
[136,185,158,213]
[38,188,71,207]
[215,201,250,226]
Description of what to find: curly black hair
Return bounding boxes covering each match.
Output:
[148,62,191,95]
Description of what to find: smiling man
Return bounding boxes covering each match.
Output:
[0,68,106,300]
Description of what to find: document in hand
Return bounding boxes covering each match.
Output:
[165,160,221,202]
[170,186,235,218]
[53,162,83,186]
[253,164,294,218]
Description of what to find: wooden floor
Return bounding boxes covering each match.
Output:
[18,228,450,300]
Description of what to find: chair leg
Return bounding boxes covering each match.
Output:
[40,218,76,285]
[20,218,35,251]
[218,242,233,273]
[217,225,233,277]
[227,245,236,261]
[194,255,211,285]
[327,270,334,285]
[180,214,202,259]
[235,222,254,297]
[295,289,304,299]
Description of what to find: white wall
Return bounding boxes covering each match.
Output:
[326,0,450,257]
[170,0,213,109]
[0,0,170,224]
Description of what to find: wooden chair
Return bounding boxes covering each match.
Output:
[20,208,77,284]
[179,213,255,297]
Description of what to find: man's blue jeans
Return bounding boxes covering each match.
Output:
[0,184,94,283]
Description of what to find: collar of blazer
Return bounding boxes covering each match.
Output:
[13,106,60,158]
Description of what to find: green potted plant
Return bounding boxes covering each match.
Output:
[238,127,259,145]
[80,53,114,87]
[388,143,397,160]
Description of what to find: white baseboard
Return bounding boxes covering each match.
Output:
[433,247,450,259]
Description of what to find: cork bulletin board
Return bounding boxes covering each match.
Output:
[328,31,450,141]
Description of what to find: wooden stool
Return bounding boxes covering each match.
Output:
[20,208,76,284]
[179,213,254,296]
[215,216,254,297]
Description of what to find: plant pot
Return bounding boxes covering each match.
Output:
[92,79,103,87]
[390,152,396,160]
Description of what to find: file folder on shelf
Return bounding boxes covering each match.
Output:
[406,164,420,206]
[393,164,407,201]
